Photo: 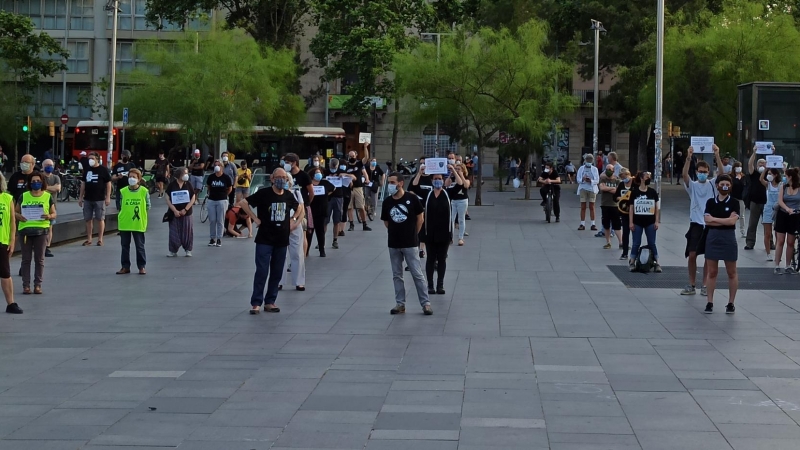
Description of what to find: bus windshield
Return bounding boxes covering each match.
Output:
[74,127,111,151]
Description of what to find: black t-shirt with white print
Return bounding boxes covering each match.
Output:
[630,186,659,227]
[206,173,232,201]
[245,187,299,247]
[381,191,423,249]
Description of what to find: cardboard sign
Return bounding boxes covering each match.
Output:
[755,141,774,154]
[425,158,448,175]
[690,136,714,154]
[634,198,656,215]
[766,155,784,169]
[358,132,371,144]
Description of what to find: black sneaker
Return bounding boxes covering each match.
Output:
[465,214,471,220]
[349,222,355,231]
[319,251,326,257]
[338,231,345,237]
[208,239,215,247]
[5,303,23,314]
[726,303,735,314]
[390,305,406,315]
[704,302,713,314]
[744,246,753,250]
[216,239,222,247]
[436,288,446,295]
[423,304,433,315]
[363,224,372,231]
[45,248,54,257]
[428,288,436,295]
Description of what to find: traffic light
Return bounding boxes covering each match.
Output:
[22,116,31,133]
[49,121,55,137]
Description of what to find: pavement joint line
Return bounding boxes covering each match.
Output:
[108,371,186,378]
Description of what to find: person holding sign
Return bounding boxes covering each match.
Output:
[731,162,747,238]
[326,158,345,248]
[774,168,800,275]
[702,175,740,314]
[307,167,334,257]
[116,169,150,275]
[759,166,783,262]
[628,171,662,273]
[165,167,196,257]
[680,144,723,296]
[16,171,56,295]
[614,168,634,260]
[745,145,774,250]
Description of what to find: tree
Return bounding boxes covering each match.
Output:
[117,29,304,153]
[309,0,434,164]
[0,11,67,146]
[395,21,575,205]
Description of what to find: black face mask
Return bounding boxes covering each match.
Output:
[349,158,357,163]
[644,179,651,186]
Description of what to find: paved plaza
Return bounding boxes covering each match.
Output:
[1,184,800,450]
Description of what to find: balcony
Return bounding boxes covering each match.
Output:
[573,89,610,105]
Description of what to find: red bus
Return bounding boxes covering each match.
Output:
[72,121,123,165]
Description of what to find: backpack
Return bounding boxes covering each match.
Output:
[634,245,655,273]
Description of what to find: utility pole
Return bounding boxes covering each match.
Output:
[654,0,665,197]
[106,0,120,167]
[61,0,71,162]
[591,20,606,157]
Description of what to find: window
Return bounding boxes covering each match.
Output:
[69,0,93,30]
[108,0,132,30]
[133,0,151,30]
[583,118,613,151]
[422,133,458,158]
[18,0,42,28]
[37,85,92,119]
[66,41,89,73]
[114,42,148,73]
[186,10,212,30]
[108,0,155,30]
[43,0,67,29]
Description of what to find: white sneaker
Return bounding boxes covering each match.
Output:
[167,252,177,257]
[767,254,774,261]
[185,251,192,257]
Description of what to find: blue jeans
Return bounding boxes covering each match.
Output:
[250,244,288,307]
[450,199,468,240]
[631,224,658,260]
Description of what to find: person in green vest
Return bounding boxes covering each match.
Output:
[116,168,150,275]
[15,171,56,295]
[0,173,23,314]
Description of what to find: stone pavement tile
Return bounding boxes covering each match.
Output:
[211,333,294,356]
[274,421,372,448]
[301,395,386,412]
[534,366,610,385]
[133,396,225,414]
[0,404,52,417]
[548,432,642,449]
[207,407,295,427]
[120,351,206,371]
[238,377,320,393]
[458,427,549,448]
[617,392,716,432]
[680,379,759,390]
[0,381,92,401]
[635,431,733,450]
[174,442,273,450]
[589,338,657,355]
[465,372,536,390]
[69,378,173,403]
[538,383,617,402]
[177,367,258,382]
[0,416,36,439]
[373,412,460,430]
[0,441,90,450]
[191,354,273,370]
[26,368,116,385]
[28,408,128,426]
[369,430,459,440]
[461,388,542,419]
[153,379,241,398]
[291,410,378,424]
[339,335,411,356]
[466,354,534,373]
[4,424,109,440]
[606,374,685,392]
[322,369,399,383]
[186,425,282,441]
[717,423,800,440]
[91,411,207,447]
[544,415,633,434]
[365,440,458,450]
[390,380,463,391]
[313,381,392,397]
[542,400,625,417]
[727,438,800,450]
[35,332,120,349]
[383,390,463,409]
[690,389,796,425]
[280,334,353,355]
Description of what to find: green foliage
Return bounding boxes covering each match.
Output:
[395,20,575,204]
[117,29,304,150]
[309,0,434,116]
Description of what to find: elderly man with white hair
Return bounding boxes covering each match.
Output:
[42,159,61,257]
[744,146,774,250]
[576,153,600,231]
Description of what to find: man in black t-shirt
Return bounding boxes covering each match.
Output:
[240,168,302,315]
[189,149,206,196]
[8,154,35,201]
[283,153,313,205]
[344,149,371,231]
[153,151,170,198]
[745,146,772,250]
[381,172,431,316]
[79,152,112,246]
[365,158,384,220]
[111,150,136,211]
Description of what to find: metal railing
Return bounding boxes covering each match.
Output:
[573,89,610,104]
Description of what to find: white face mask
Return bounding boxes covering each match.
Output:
[222,156,229,162]
[214,166,221,173]
[283,163,292,172]
[758,166,766,173]
[88,159,97,167]
[767,174,774,182]
[734,167,742,173]
[544,168,550,173]
[128,177,138,186]
[313,161,320,167]
[181,174,190,181]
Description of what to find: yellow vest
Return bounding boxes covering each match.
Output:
[17,191,51,231]
[0,192,13,245]
[118,186,149,232]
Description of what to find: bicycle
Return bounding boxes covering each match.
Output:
[199,187,209,223]
[58,173,81,202]
[792,229,799,273]
[543,187,554,223]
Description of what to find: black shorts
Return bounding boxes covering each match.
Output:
[685,222,705,257]
[155,175,168,183]
[601,206,622,230]
[774,210,800,235]
[0,244,10,279]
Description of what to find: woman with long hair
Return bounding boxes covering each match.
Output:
[449,155,471,245]
[702,175,740,314]
[628,171,662,273]
[614,168,634,260]
[759,167,783,262]
[16,171,56,294]
[306,167,334,257]
[774,168,800,274]
[731,161,747,238]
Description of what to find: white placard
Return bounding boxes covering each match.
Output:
[170,190,191,204]
[313,185,326,195]
[326,176,342,188]
[690,136,714,154]
[358,132,371,144]
[766,155,784,169]
[633,198,656,215]
[755,141,774,154]
[21,205,45,221]
[341,176,352,187]
[425,158,448,175]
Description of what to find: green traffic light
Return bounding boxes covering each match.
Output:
[22,125,28,132]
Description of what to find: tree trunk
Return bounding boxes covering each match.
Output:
[475,138,484,206]
[391,99,399,169]
[524,152,532,200]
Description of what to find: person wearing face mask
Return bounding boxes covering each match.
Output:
[410,159,435,258]
[628,171,662,273]
[78,152,112,247]
[220,152,238,206]
[599,164,623,250]
[152,151,170,198]
[278,175,306,290]
[307,167,334,257]
[774,168,800,275]
[8,154,35,201]
[419,168,463,294]
[381,172,432,315]
[325,158,345,246]
[41,159,61,258]
[576,154,600,231]
[189,149,206,197]
[116,169,150,275]
[745,145,774,250]
[16,171,56,294]
[701,175,740,314]
[0,173,22,314]
[240,168,302,314]
[731,161,747,238]
[165,167,196,257]
[538,162,562,222]
[450,158,471,245]
[760,167,783,263]
[304,154,323,172]
[365,158,384,221]
[235,160,252,205]
[206,160,233,247]
[343,150,371,231]
[614,168,634,260]
[680,144,723,296]
[112,150,135,211]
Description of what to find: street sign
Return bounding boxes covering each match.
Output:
[122,108,129,124]
[60,114,69,124]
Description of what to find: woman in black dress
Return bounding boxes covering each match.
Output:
[702,175,740,314]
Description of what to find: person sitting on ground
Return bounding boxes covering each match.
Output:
[225,205,252,238]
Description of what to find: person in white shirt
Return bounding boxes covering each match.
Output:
[576,154,600,230]
[680,144,723,296]
[607,152,623,177]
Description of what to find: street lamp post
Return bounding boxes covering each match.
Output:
[591,19,606,158]
[654,0,665,197]
[420,32,453,157]
[106,0,120,167]
[61,0,71,163]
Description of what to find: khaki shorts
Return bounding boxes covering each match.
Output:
[579,190,597,203]
[83,200,106,221]
[349,187,365,210]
